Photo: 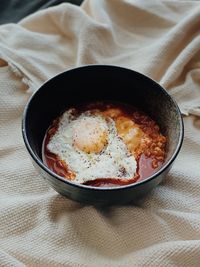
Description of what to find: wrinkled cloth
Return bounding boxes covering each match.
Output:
[0,0,200,115]
[0,1,200,266]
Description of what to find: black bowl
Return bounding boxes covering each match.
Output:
[22,65,184,205]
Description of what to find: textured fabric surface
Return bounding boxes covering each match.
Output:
[0,0,200,266]
[0,0,199,115]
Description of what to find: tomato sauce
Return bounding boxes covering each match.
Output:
[42,103,166,187]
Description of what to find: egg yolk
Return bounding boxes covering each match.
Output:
[72,117,108,154]
[91,110,144,156]
[115,116,144,154]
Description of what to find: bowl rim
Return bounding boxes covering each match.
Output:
[22,64,184,191]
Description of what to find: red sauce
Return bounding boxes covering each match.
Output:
[42,103,166,187]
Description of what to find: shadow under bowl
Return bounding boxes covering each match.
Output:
[22,65,184,205]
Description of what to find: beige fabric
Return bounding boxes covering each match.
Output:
[0,0,200,115]
[0,0,200,266]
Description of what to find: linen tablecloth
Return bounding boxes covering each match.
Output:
[0,1,200,266]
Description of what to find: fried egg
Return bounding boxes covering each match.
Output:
[47,109,138,184]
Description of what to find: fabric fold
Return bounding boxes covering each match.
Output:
[0,0,199,114]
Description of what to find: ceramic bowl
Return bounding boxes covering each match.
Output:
[22,65,184,205]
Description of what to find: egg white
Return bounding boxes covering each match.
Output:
[47,109,137,184]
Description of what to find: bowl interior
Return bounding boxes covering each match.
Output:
[23,65,183,181]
